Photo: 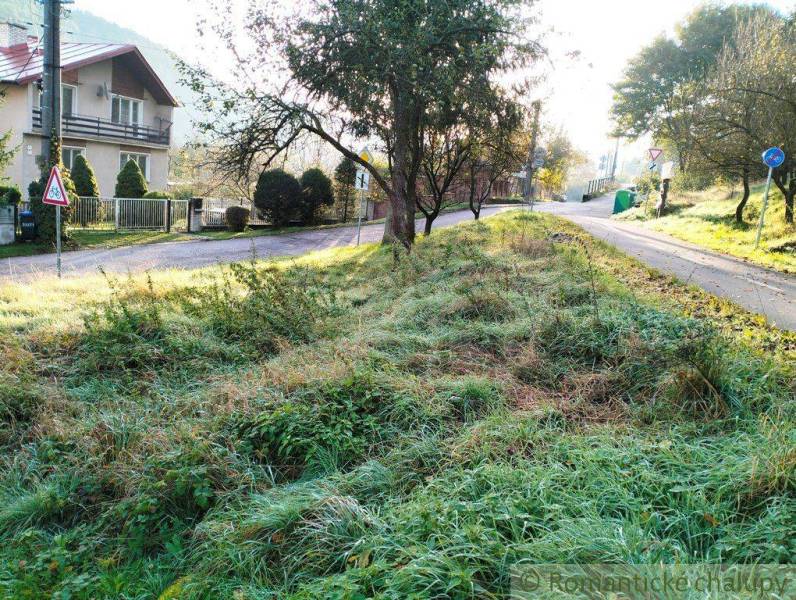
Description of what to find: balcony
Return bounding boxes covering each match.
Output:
[32,107,170,146]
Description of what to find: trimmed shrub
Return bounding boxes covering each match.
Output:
[0,185,21,205]
[143,191,171,199]
[115,160,147,198]
[70,154,99,197]
[225,206,250,232]
[299,168,335,224]
[254,169,301,227]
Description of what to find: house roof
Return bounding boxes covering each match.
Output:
[0,41,179,107]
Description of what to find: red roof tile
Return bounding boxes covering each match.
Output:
[0,41,178,107]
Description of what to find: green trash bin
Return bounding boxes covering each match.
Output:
[613,189,635,214]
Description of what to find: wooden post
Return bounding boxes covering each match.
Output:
[165,198,172,233]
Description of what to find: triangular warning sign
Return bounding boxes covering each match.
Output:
[42,165,70,207]
[648,148,663,161]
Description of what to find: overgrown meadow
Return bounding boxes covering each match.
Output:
[0,211,793,599]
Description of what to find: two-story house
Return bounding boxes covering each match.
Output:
[0,22,178,199]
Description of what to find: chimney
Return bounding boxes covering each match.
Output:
[0,22,29,49]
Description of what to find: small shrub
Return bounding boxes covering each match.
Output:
[254,168,301,227]
[143,190,171,199]
[225,206,250,232]
[232,375,434,477]
[115,160,147,198]
[0,185,21,205]
[185,260,338,354]
[234,379,384,475]
[70,154,100,197]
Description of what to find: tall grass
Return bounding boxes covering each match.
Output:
[0,211,792,598]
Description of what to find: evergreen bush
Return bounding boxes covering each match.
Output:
[299,168,334,224]
[253,169,301,227]
[70,154,100,197]
[225,206,250,232]
[115,160,148,198]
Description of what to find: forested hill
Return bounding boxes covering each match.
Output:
[0,0,195,145]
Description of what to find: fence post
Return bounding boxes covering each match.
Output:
[165,198,171,233]
[114,198,120,231]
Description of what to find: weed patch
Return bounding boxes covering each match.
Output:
[0,210,792,598]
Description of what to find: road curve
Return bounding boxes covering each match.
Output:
[533,195,796,331]
[0,205,514,283]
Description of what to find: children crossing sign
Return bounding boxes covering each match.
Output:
[42,165,70,206]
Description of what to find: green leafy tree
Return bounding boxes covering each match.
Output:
[70,154,100,197]
[611,5,773,174]
[254,169,301,227]
[183,0,542,249]
[299,168,334,225]
[710,12,796,223]
[115,159,148,198]
[333,157,357,222]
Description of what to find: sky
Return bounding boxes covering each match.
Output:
[71,0,795,173]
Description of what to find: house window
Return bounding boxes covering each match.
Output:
[62,147,84,171]
[120,152,149,181]
[62,84,76,116]
[111,95,143,126]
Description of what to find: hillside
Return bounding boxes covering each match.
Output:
[0,211,792,597]
[617,184,796,273]
[0,0,195,145]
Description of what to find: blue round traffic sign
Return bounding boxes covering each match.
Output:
[762,147,785,169]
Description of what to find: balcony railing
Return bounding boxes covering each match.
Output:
[31,107,170,146]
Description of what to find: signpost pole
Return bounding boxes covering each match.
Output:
[754,167,773,249]
[356,187,364,247]
[755,147,785,249]
[55,205,62,278]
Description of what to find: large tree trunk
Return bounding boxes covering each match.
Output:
[773,170,795,225]
[382,92,417,249]
[735,168,750,224]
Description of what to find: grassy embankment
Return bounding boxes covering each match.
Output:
[0,211,793,598]
[617,184,796,273]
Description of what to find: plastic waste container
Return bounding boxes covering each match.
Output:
[612,189,637,214]
[19,211,36,241]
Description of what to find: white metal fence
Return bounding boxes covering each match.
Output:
[200,198,268,228]
[68,197,190,232]
[21,196,265,233]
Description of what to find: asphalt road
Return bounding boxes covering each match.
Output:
[0,205,514,283]
[2,198,793,330]
[532,195,796,331]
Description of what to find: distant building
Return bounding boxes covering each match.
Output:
[0,22,179,198]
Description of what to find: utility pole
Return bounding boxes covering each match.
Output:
[41,0,68,277]
[610,138,619,181]
[523,100,541,211]
[41,0,62,169]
